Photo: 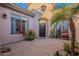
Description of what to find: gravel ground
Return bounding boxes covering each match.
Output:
[1,38,69,56]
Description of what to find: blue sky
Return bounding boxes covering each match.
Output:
[55,3,71,9]
[15,3,28,9]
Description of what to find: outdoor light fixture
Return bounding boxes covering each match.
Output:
[2,13,7,19]
[41,5,47,11]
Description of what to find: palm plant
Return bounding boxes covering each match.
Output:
[51,3,79,55]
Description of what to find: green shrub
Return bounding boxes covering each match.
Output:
[51,29,56,38]
[54,51,60,56]
[63,42,71,55]
[53,42,79,56]
[63,42,79,56]
[25,29,36,41]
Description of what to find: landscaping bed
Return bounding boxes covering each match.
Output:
[49,42,79,56]
[0,46,11,53]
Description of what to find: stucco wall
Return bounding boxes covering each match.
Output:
[75,15,79,42]
[0,6,33,45]
[31,10,42,37]
[30,9,51,38]
[28,4,53,37]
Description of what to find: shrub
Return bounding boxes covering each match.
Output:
[25,29,36,41]
[53,42,79,56]
[0,46,11,53]
[50,29,56,38]
[54,51,60,56]
[63,42,79,56]
[63,42,71,55]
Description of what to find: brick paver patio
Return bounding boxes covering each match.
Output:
[1,38,69,56]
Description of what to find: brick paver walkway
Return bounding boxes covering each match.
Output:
[1,38,69,56]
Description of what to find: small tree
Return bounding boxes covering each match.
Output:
[51,4,79,55]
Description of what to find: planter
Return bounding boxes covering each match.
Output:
[27,38,35,41]
[25,29,36,41]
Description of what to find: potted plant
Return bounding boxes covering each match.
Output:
[25,29,36,41]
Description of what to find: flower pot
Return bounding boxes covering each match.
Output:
[27,38,34,41]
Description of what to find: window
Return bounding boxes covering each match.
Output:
[55,21,69,38]
[22,21,28,34]
[11,17,21,34]
[11,14,28,35]
[16,19,21,34]
[11,17,16,34]
[25,21,28,32]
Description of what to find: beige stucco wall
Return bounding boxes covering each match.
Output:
[28,3,54,20]
[28,3,55,37]
[74,14,79,42]
[0,6,33,45]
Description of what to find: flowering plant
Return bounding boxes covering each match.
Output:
[25,29,36,41]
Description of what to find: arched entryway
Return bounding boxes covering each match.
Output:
[39,17,48,37]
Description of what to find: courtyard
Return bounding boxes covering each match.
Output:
[0,3,79,56]
[1,38,69,56]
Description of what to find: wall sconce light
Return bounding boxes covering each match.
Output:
[2,13,7,19]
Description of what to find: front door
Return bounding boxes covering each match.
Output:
[39,23,46,37]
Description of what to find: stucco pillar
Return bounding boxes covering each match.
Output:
[75,17,79,42]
